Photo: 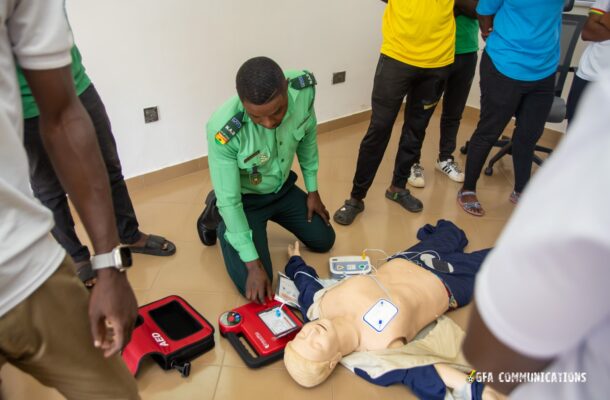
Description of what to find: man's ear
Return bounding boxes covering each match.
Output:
[329,352,342,369]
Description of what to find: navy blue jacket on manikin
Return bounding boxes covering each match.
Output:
[284,220,489,400]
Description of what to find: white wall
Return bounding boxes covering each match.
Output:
[67,1,385,179]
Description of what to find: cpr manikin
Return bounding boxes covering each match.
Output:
[282,220,505,399]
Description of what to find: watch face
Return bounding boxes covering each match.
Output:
[119,246,133,267]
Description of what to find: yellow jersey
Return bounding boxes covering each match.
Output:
[381,0,455,68]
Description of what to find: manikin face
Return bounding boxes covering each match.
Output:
[242,82,289,130]
[290,319,341,363]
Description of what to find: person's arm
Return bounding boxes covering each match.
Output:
[455,0,478,19]
[477,0,502,39]
[463,302,551,394]
[296,96,330,225]
[582,8,610,42]
[22,66,137,357]
[207,125,271,303]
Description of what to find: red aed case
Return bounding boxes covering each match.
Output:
[219,300,303,368]
[122,295,215,377]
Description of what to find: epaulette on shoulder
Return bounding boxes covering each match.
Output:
[290,71,317,90]
[214,111,244,145]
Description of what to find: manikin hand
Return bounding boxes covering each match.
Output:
[288,241,301,258]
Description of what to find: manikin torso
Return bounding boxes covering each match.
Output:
[317,258,449,351]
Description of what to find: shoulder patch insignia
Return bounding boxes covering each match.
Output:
[290,71,317,90]
[215,111,244,145]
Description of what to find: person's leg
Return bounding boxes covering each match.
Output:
[78,85,141,245]
[23,117,91,264]
[392,66,448,189]
[216,172,301,295]
[511,74,555,194]
[0,258,139,400]
[566,74,590,123]
[217,213,273,297]
[460,52,523,215]
[439,52,478,161]
[271,184,335,253]
[350,55,414,201]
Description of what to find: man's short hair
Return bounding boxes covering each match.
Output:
[236,57,285,105]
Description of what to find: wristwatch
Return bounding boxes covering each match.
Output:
[91,246,133,272]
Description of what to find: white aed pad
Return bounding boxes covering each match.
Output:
[362,299,398,333]
[274,272,300,309]
[329,255,372,279]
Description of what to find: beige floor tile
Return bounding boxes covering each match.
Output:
[213,366,332,400]
[137,364,220,400]
[129,170,210,206]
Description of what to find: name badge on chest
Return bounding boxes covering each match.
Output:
[250,165,262,185]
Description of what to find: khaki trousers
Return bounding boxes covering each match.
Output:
[0,257,139,399]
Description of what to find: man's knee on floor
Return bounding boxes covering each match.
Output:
[302,226,335,253]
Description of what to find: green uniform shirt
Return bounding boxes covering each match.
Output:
[207,70,319,263]
[455,15,479,55]
[18,45,92,119]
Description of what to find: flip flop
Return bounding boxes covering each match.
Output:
[457,190,485,217]
[333,199,365,226]
[129,234,176,256]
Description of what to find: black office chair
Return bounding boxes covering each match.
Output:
[460,2,586,176]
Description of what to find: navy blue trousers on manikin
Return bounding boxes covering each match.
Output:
[284,220,489,400]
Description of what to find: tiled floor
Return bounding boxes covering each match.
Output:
[1,109,561,399]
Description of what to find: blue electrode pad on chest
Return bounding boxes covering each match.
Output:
[362,299,398,332]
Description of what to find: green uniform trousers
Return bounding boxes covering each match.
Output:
[218,171,335,295]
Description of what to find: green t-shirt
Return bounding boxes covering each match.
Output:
[455,15,479,55]
[18,45,92,119]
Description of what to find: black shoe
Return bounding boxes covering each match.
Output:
[197,190,221,246]
[385,189,423,213]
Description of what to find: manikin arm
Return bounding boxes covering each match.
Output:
[285,242,323,319]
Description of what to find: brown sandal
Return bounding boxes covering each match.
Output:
[457,190,485,217]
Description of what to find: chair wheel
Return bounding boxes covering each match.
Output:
[484,167,493,176]
[460,145,468,154]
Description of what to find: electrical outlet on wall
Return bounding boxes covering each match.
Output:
[144,106,159,123]
[332,71,346,85]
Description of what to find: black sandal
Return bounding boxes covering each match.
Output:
[385,189,423,213]
[333,199,365,226]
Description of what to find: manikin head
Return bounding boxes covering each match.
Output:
[284,319,343,387]
[236,56,289,130]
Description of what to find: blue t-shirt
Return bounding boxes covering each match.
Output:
[477,0,563,81]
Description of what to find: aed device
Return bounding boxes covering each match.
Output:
[121,295,215,378]
[329,255,372,279]
[219,300,303,368]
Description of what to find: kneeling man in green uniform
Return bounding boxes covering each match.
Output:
[199,57,335,303]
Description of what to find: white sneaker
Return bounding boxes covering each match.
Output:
[407,163,425,188]
[436,159,465,183]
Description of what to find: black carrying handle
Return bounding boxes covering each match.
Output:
[225,332,284,369]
